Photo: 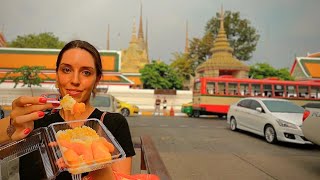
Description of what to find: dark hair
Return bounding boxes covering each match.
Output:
[56,40,102,78]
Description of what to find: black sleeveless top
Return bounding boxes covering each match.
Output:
[19,109,135,180]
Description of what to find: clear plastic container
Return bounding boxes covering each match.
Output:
[0,118,126,179]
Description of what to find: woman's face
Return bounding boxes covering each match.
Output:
[56,48,99,103]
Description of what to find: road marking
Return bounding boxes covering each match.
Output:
[199,126,208,128]
[179,125,188,128]
[160,124,169,127]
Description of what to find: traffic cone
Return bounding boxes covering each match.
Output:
[170,106,175,116]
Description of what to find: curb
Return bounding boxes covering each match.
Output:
[138,111,186,117]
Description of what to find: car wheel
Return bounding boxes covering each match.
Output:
[230,117,237,131]
[193,110,200,118]
[121,108,130,117]
[187,113,193,117]
[264,125,277,144]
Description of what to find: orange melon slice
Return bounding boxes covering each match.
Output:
[91,140,112,163]
[99,137,115,153]
[63,149,80,168]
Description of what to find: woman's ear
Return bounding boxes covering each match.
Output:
[95,75,101,86]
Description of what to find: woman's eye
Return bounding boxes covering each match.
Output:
[82,70,92,76]
[62,67,71,73]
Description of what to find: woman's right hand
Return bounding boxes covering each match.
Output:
[9,96,58,141]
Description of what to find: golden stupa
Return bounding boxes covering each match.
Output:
[121,4,149,73]
[196,8,249,78]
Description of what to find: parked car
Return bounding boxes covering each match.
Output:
[90,95,118,113]
[227,97,311,144]
[301,104,320,145]
[301,102,320,110]
[181,102,193,117]
[0,105,4,119]
[115,98,139,117]
[40,93,61,114]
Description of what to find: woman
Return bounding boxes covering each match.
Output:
[0,40,135,179]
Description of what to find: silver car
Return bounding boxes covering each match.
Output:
[227,97,312,144]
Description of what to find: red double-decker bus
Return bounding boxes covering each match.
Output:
[191,76,320,118]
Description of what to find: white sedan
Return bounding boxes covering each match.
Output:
[227,97,312,144]
[301,104,320,146]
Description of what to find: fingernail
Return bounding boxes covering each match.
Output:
[52,103,60,107]
[39,97,47,103]
[23,128,31,135]
[38,111,45,117]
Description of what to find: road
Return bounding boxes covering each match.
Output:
[1,110,320,180]
[128,115,320,180]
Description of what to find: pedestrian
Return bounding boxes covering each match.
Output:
[0,105,4,119]
[162,97,167,116]
[0,40,136,179]
[154,96,161,116]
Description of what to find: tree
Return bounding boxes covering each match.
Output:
[249,63,294,80]
[140,60,183,89]
[170,52,194,80]
[170,52,194,89]
[189,11,260,63]
[8,32,65,48]
[0,66,47,96]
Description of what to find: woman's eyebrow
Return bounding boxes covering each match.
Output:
[60,63,94,70]
[81,66,95,70]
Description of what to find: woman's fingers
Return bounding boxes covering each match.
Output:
[12,96,47,107]
[10,125,34,141]
[11,102,58,118]
[14,111,46,124]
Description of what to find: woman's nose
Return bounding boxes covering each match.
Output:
[71,72,80,86]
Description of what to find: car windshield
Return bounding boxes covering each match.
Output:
[262,100,304,113]
[90,96,110,107]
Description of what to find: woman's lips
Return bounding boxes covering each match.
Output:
[67,90,82,96]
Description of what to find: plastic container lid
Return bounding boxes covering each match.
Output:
[0,118,126,179]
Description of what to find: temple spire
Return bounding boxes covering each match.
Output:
[220,5,224,31]
[210,5,233,55]
[107,24,110,50]
[130,17,138,44]
[184,20,189,53]
[195,6,249,78]
[138,2,144,40]
[146,18,149,62]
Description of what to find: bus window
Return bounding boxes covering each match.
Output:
[263,85,272,97]
[218,82,226,95]
[240,83,250,96]
[286,85,297,98]
[251,84,262,96]
[228,83,237,95]
[206,82,215,94]
[298,86,308,98]
[310,86,320,99]
[194,82,201,93]
[274,85,284,97]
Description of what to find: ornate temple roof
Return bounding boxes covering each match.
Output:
[196,8,249,74]
[290,55,320,80]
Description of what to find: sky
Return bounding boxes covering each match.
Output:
[1,0,320,69]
